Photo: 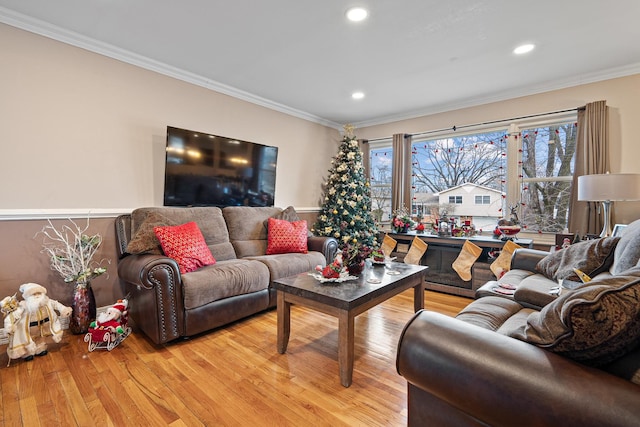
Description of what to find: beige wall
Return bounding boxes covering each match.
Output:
[358,74,640,225]
[0,23,339,211]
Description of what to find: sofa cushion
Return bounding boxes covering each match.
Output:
[513,274,560,309]
[266,218,308,255]
[508,268,640,366]
[456,296,525,331]
[611,219,640,275]
[223,206,282,257]
[536,236,620,282]
[130,207,237,261]
[248,252,326,281]
[126,210,176,254]
[181,259,270,310]
[154,222,216,274]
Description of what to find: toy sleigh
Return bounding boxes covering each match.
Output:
[84,297,132,352]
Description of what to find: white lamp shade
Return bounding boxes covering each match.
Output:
[577,173,640,202]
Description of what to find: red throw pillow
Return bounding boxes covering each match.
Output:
[154,222,216,274]
[266,218,308,255]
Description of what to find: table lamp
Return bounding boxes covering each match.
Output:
[577,173,640,237]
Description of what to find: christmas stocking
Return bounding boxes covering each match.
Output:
[452,240,482,281]
[404,237,428,265]
[490,240,522,279]
[381,234,397,258]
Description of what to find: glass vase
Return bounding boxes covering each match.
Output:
[69,280,97,335]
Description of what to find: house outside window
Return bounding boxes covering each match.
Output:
[448,196,463,204]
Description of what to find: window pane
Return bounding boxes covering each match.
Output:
[369,146,393,222]
[520,123,577,232]
[475,195,490,204]
[412,130,507,230]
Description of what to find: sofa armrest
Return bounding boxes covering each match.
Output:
[510,248,549,272]
[307,236,339,264]
[397,310,640,427]
[117,254,185,344]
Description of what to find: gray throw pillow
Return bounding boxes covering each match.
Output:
[126,211,177,254]
[536,236,620,281]
[610,219,640,275]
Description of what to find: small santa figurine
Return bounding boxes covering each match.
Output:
[88,299,128,342]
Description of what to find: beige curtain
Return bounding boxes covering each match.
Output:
[391,133,412,213]
[568,100,609,235]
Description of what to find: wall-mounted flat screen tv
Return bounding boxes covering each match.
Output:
[163,126,278,207]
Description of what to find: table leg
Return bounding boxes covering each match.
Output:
[277,291,290,354]
[338,310,355,387]
[413,279,425,312]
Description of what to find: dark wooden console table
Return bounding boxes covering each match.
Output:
[386,232,533,298]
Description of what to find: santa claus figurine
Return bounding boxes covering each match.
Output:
[88,299,128,343]
[5,283,72,362]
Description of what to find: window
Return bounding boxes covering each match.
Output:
[519,123,577,232]
[411,129,507,231]
[405,113,577,233]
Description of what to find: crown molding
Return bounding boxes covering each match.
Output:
[353,64,640,128]
[0,7,342,130]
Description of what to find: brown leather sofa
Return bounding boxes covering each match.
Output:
[115,206,338,345]
[397,219,640,426]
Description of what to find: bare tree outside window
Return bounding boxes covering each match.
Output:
[520,123,577,232]
[412,132,506,193]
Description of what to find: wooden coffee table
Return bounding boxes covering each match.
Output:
[273,262,428,387]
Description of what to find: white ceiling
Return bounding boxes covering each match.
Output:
[2,1,640,129]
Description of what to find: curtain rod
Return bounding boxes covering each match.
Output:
[364,106,580,143]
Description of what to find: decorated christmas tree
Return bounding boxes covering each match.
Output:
[313,125,378,249]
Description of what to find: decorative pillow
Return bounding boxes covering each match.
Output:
[536,237,620,282]
[508,269,640,366]
[264,206,313,237]
[154,222,216,274]
[610,219,640,275]
[266,218,308,255]
[126,211,177,255]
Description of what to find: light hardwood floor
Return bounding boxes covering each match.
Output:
[0,290,471,426]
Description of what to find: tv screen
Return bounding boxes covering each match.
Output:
[163,126,278,207]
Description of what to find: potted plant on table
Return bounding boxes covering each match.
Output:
[38,218,110,334]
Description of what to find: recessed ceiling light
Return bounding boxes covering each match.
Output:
[513,43,535,55]
[346,7,368,22]
[352,91,365,100]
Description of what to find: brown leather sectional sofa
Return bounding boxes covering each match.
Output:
[115,206,338,345]
[397,219,640,426]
